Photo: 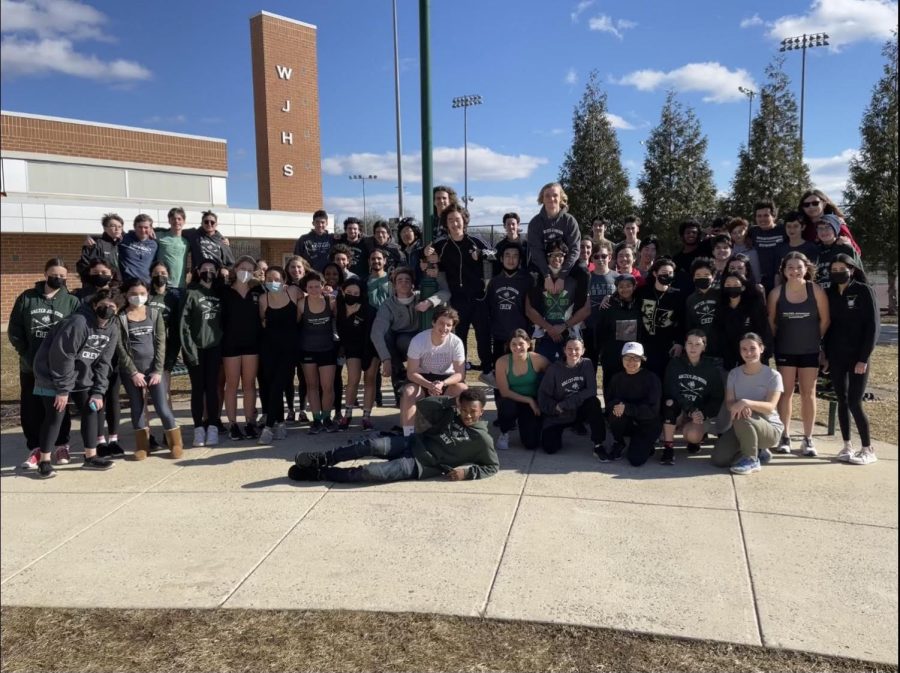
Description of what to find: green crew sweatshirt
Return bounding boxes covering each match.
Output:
[7,282,81,374]
[663,355,725,418]
[179,284,223,366]
[412,396,499,480]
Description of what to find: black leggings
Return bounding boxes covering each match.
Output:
[541,397,605,454]
[829,360,871,446]
[101,369,121,437]
[496,397,543,450]
[285,362,307,412]
[187,346,222,428]
[261,347,295,428]
[608,413,662,466]
[20,371,70,450]
[39,391,98,453]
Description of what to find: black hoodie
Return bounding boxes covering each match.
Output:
[435,234,489,299]
[77,232,120,281]
[486,269,532,341]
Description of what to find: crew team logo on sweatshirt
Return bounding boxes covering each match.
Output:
[497,286,521,311]
[199,295,220,321]
[81,333,111,360]
[641,300,674,335]
[30,310,61,339]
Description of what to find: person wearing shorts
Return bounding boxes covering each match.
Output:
[336,277,378,431]
[299,271,338,434]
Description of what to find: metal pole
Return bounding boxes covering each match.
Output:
[463,105,468,207]
[362,178,367,226]
[747,92,753,146]
[392,0,404,218]
[799,38,807,162]
[418,0,435,325]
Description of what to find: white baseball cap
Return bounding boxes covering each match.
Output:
[621,342,645,359]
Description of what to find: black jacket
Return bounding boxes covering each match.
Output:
[77,233,120,281]
[436,235,489,299]
[824,280,879,364]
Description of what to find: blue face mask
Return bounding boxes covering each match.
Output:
[265,281,283,292]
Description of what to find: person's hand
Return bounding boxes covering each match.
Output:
[83,236,96,247]
[528,399,541,417]
[131,372,147,388]
[837,235,852,247]
[53,394,69,412]
[854,361,868,375]
[423,245,435,258]
[547,324,565,342]
[690,410,704,425]
[445,467,467,481]
[543,276,556,293]
[820,355,829,374]
[613,402,625,417]
[148,372,162,386]
[731,400,749,420]
[221,237,231,246]
[323,284,334,296]
[90,395,105,412]
[148,228,157,240]
[431,380,445,395]
[554,404,564,415]
[381,360,392,378]
[415,300,431,312]
[669,344,683,357]
[599,294,613,309]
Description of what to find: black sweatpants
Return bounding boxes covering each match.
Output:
[261,347,294,428]
[541,397,605,454]
[608,413,662,466]
[829,359,871,446]
[39,390,98,453]
[452,294,492,371]
[187,346,222,428]
[496,397,542,450]
[20,371,70,450]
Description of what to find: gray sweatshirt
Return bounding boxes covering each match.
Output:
[538,358,597,427]
[526,207,581,279]
[370,285,450,361]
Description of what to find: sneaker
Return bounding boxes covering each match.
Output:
[53,445,71,465]
[758,447,773,465]
[308,420,324,435]
[660,447,675,465]
[849,447,877,465]
[258,413,268,427]
[465,361,473,371]
[496,433,510,451]
[609,442,625,461]
[775,434,791,454]
[82,455,114,470]
[297,410,310,424]
[286,409,296,423]
[686,442,701,454]
[361,417,375,432]
[287,464,320,481]
[836,445,854,463]
[19,448,40,470]
[229,423,246,441]
[244,423,259,440]
[594,444,610,462]
[95,440,110,457]
[106,440,125,458]
[259,426,274,444]
[800,437,817,457]
[206,425,219,446]
[324,418,338,433]
[730,457,761,475]
[192,426,206,448]
[294,451,328,469]
[37,460,56,479]
[571,422,588,436]
[337,416,351,431]
[478,371,497,388]
[274,422,287,440]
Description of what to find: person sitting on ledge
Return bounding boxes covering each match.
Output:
[287,388,498,483]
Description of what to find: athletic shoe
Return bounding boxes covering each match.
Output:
[287,465,320,481]
[53,445,71,465]
[730,457,761,475]
[192,426,206,448]
[337,416,351,431]
[106,440,125,458]
[775,434,791,454]
[259,426,274,444]
[849,447,877,465]
[496,433,510,451]
[297,411,310,424]
[465,361,473,371]
[758,447,773,465]
[324,418,338,433]
[229,423,246,441]
[19,448,40,470]
[361,417,375,432]
[478,371,497,388]
[594,444,610,462]
[294,451,328,469]
[244,423,259,440]
[257,413,268,427]
[308,420,324,435]
[95,440,109,457]
[686,442,701,454]
[206,425,219,446]
[37,460,56,479]
[660,447,675,465]
[800,437,817,457]
[274,422,287,440]
[286,410,296,423]
[82,455,114,470]
[836,445,854,462]
[609,442,626,461]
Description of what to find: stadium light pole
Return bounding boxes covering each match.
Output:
[780,32,829,162]
[349,174,378,230]
[391,0,404,219]
[451,94,483,207]
[737,86,756,146]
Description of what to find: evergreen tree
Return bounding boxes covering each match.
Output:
[559,70,634,229]
[637,91,717,250]
[730,56,810,217]
[844,35,898,314]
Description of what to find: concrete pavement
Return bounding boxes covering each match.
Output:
[1,398,896,665]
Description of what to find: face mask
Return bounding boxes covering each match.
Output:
[724,286,744,298]
[265,281,283,292]
[152,275,168,288]
[693,277,712,291]
[656,274,674,286]
[90,275,112,288]
[344,295,360,306]
[236,270,253,284]
[199,270,216,283]
[128,295,148,307]
[397,295,414,305]
[46,276,65,290]
[95,305,115,320]
[830,270,850,285]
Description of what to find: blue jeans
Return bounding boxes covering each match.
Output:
[325,435,418,482]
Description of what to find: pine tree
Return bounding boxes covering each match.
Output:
[559,70,634,229]
[730,56,810,217]
[637,91,717,250]
[843,35,898,314]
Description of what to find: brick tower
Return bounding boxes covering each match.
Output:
[250,11,322,212]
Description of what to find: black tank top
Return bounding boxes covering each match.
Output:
[775,282,820,355]
[265,298,297,337]
[300,297,334,353]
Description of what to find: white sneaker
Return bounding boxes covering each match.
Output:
[849,447,877,465]
[478,371,497,388]
[259,426,274,444]
[801,436,817,457]
[496,433,510,450]
[274,422,287,440]
[192,426,206,447]
[206,425,219,446]
[774,434,792,454]
[836,444,854,463]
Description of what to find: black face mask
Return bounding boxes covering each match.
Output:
[152,275,168,288]
[90,275,112,288]
[46,276,65,290]
[343,295,361,306]
[693,277,712,291]
[724,286,744,298]
[656,274,674,286]
[95,305,115,320]
[830,270,850,285]
[199,271,216,283]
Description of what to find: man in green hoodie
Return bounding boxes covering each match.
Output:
[288,388,498,483]
[9,258,82,468]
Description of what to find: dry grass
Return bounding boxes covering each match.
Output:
[2,607,894,673]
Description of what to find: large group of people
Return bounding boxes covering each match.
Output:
[8,184,881,483]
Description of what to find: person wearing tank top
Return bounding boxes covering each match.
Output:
[298,271,339,434]
[283,256,309,424]
[494,329,550,451]
[767,251,830,457]
[257,266,301,444]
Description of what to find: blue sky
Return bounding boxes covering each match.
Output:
[1,0,896,226]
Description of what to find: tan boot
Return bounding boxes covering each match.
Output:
[133,428,151,461]
[165,427,184,459]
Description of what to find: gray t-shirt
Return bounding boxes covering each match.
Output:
[126,314,156,373]
[726,365,784,434]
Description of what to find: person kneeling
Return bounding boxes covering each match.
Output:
[605,342,662,466]
[288,389,498,483]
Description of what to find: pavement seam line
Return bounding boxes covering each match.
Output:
[731,473,765,648]
[479,450,536,618]
[217,488,331,608]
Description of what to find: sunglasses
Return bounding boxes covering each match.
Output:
[802,200,821,208]
[202,220,217,225]
[592,254,609,260]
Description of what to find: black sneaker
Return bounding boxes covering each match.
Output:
[593,445,610,463]
[308,420,323,435]
[287,465,320,481]
[660,447,675,465]
[37,460,57,479]
[294,451,328,468]
[96,441,110,457]
[609,442,625,461]
[106,441,125,458]
[82,455,114,470]
[324,418,338,433]
[229,423,246,441]
[243,423,259,439]
[686,442,701,454]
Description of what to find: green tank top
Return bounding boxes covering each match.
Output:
[506,354,539,397]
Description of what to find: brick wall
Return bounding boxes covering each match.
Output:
[260,239,299,268]
[0,113,227,172]
[250,13,322,212]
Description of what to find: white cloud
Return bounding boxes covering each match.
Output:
[614,62,758,103]
[588,14,637,39]
[143,114,187,125]
[564,67,577,85]
[606,112,636,130]
[807,148,859,195]
[0,0,151,81]
[322,145,548,184]
[570,0,594,23]
[768,0,897,51]
[740,13,765,28]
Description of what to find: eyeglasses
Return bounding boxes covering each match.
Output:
[548,254,565,260]
[802,200,821,208]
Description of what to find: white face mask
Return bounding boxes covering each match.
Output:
[236,270,253,284]
[128,295,148,307]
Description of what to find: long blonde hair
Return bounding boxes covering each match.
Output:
[537,182,568,208]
